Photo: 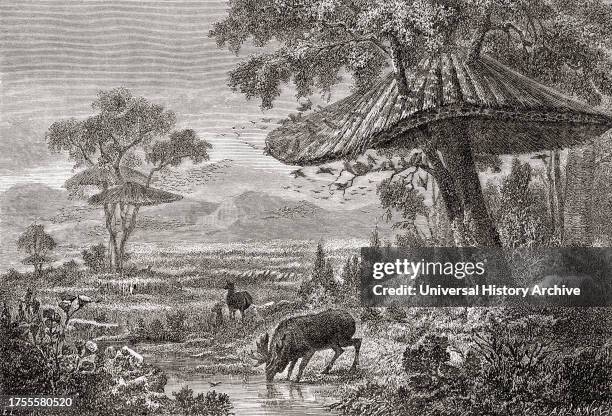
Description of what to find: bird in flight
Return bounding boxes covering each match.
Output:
[316,166,336,175]
[290,169,306,178]
[531,153,550,161]
[209,381,222,388]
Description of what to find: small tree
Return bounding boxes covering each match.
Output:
[17,223,56,277]
[370,225,381,250]
[299,241,339,304]
[488,158,552,248]
[323,258,339,298]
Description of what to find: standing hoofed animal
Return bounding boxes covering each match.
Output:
[224,281,253,321]
[250,309,361,382]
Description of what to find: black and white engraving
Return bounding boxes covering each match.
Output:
[1,1,612,415]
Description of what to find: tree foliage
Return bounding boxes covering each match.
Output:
[378,173,453,246]
[340,255,361,305]
[212,0,612,109]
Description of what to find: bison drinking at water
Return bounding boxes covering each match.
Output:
[250,309,361,382]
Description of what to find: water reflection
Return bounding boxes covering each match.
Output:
[166,374,336,416]
[118,343,338,415]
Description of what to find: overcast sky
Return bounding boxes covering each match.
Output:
[0,0,354,194]
[2,1,610,197]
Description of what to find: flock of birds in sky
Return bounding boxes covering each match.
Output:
[156,97,439,208]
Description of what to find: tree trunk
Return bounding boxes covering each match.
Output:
[117,205,140,274]
[545,150,565,239]
[109,236,118,272]
[440,135,502,247]
[415,126,508,284]
[564,145,596,245]
[104,203,120,273]
[553,150,564,237]
[545,153,556,235]
[421,146,467,246]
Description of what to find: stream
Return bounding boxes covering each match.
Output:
[136,343,340,416]
[164,374,337,416]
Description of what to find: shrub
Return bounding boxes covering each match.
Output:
[3,268,23,281]
[554,347,612,405]
[402,333,450,380]
[149,318,165,341]
[386,305,407,322]
[0,288,97,395]
[2,290,233,415]
[131,314,188,343]
[335,312,612,416]
[47,260,83,284]
[173,386,233,416]
[165,310,187,342]
[82,243,107,273]
[331,382,411,416]
[360,307,383,322]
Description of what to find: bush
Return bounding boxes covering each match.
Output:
[555,347,612,405]
[402,333,450,380]
[3,268,24,282]
[360,307,383,322]
[130,311,187,343]
[46,260,83,284]
[148,318,165,341]
[0,288,98,395]
[331,382,412,416]
[386,305,407,322]
[82,243,107,273]
[173,386,233,416]
[335,312,612,416]
[2,289,233,415]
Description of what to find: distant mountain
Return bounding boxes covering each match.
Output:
[0,183,72,224]
[198,191,319,229]
[0,184,392,270]
[194,190,390,242]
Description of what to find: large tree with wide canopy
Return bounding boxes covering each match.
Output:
[212,0,612,246]
[47,89,212,272]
